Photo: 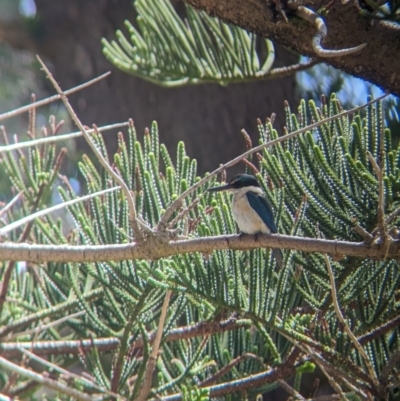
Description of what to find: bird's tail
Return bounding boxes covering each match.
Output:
[272,248,284,268]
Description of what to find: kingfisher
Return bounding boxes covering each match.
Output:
[208,174,283,267]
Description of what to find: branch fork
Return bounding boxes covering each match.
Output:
[288,3,367,57]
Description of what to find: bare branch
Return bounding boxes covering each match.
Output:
[18,348,127,401]
[36,56,143,241]
[8,311,85,341]
[306,347,349,401]
[158,93,388,229]
[367,152,386,238]
[358,314,400,345]
[352,223,374,244]
[295,6,366,58]
[135,290,172,401]
[0,72,111,123]
[278,379,306,400]
[0,191,23,218]
[0,355,95,401]
[199,353,264,387]
[0,187,120,237]
[259,58,320,78]
[0,121,130,154]
[324,254,379,387]
[159,357,300,400]
[0,233,399,263]
[0,316,248,358]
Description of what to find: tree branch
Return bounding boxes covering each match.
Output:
[136,290,171,401]
[0,72,111,123]
[182,0,400,95]
[37,56,144,241]
[158,358,301,400]
[0,233,398,263]
[0,316,250,358]
[324,254,379,387]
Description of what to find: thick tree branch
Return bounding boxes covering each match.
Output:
[0,233,399,262]
[182,0,400,95]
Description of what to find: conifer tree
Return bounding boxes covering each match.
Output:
[0,1,399,400]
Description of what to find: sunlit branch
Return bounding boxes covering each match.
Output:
[158,93,388,228]
[0,187,120,237]
[0,121,130,154]
[0,356,95,401]
[0,72,111,123]
[0,233,398,263]
[37,56,143,241]
[294,6,367,58]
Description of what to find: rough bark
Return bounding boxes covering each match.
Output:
[182,0,400,96]
[0,0,299,173]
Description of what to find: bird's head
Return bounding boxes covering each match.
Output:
[208,174,261,193]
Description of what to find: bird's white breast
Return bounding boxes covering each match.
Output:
[231,187,271,235]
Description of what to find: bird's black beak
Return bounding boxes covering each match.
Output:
[208,183,233,192]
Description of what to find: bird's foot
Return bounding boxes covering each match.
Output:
[239,232,260,241]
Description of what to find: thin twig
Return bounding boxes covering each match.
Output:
[0,186,120,236]
[0,355,95,401]
[36,56,143,241]
[380,349,400,391]
[324,254,379,388]
[0,72,111,122]
[259,59,320,79]
[366,150,391,263]
[0,316,246,358]
[302,345,350,400]
[295,6,367,57]
[278,326,371,395]
[287,337,366,401]
[278,379,306,400]
[352,224,374,243]
[157,357,301,400]
[358,313,400,345]
[199,353,264,387]
[307,395,341,401]
[0,288,102,339]
[158,93,388,229]
[0,191,23,218]
[367,152,386,239]
[0,121,130,153]
[168,198,200,228]
[18,348,127,401]
[135,290,172,401]
[0,183,47,315]
[383,207,400,228]
[7,311,85,340]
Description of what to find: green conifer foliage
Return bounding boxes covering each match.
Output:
[0,96,399,400]
[101,0,276,87]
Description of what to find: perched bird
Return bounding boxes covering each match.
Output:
[208,174,283,267]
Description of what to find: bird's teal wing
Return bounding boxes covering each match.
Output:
[246,191,283,267]
[245,191,278,233]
